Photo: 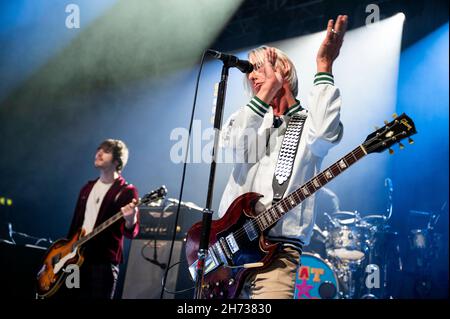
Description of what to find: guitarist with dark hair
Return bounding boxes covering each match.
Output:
[216,16,348,299]
[38,139,140,299]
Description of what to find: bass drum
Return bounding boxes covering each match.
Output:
[294,253,340,299]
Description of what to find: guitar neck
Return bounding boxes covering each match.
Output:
[256,145,368,231]
[71,185,167,248]
[75,211,125,247]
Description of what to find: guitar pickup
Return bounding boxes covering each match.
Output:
[225,234,239,254]
[244,221,258,241]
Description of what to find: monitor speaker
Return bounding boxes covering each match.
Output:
[122,239,183,299]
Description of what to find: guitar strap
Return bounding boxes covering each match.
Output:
[272,113,307,204]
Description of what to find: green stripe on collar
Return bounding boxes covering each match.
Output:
[247,96,270,117]
[284,100,302,116]
[247,102,265,117]
[253,96,270,110]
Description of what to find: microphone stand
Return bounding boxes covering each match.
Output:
[193,63,230,299]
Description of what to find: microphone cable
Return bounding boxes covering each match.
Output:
[159,50,208,299]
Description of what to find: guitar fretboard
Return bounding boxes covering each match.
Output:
[73,188,166,248]
[253,145,367,231]
[75,211,125,247]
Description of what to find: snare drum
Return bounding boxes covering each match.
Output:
[326,226,369,261]
[294,253,340,299]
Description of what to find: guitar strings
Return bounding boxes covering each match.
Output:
[229,146,366,244]
[228,132,402,245]
[231,146,365,243]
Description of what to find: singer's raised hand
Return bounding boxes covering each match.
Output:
[317,15,348,74]
[254,47,284,105]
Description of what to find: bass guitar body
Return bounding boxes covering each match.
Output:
[36,229,85,299]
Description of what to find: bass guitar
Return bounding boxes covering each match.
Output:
[36,185,167,299]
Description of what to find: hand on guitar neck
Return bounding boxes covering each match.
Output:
[122,198,138,230]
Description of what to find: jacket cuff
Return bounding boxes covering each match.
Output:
[124,215,139,238]
[314,72,334,86]
[247,96,270,117]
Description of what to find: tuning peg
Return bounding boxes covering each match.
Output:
[384,120,389,125]
[408,137,414,144]
[374,126,380,130]
[399,142,405,150]
[389,148,394,155]
[392,113,398,119]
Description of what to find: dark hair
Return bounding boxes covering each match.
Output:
[97,139,129,172]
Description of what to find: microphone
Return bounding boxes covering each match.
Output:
[206,49,254,74]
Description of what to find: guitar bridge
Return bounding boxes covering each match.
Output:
[187,237,236,282]
[219,237,233,261]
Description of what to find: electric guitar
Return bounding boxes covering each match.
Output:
[185,113,417,299]
[36,185,167,299]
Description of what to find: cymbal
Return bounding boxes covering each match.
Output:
[362,214,387,219]
[331,211,357,217]
[331,211,357,225]
[142,197,204,212]
[361,214,388,225]
[409,210,432,216]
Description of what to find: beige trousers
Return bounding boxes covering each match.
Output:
[238,247,300,299]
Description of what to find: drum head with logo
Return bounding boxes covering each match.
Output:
[294,253,339,299]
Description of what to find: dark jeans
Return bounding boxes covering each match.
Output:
[55,262,119,300]
[79,263,119,299]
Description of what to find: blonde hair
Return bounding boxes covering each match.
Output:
[244,45,299,97]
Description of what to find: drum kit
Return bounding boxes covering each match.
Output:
[295,210,402,299]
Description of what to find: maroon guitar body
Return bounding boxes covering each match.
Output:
[185,192,280,299]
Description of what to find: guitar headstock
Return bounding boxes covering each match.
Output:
[363,113,417,154]
[140,185,167,205]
